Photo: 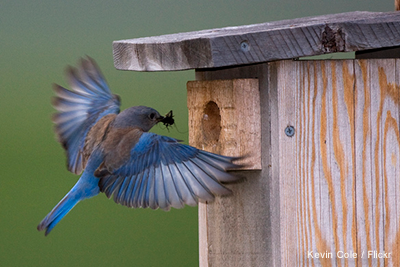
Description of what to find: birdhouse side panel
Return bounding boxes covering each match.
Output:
[277,59,400,266]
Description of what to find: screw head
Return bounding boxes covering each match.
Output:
[285,125,295,137]
[240,41,250,52]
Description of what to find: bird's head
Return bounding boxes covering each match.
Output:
[113,106,173,132]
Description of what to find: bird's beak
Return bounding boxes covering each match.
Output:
[156,115,165,123]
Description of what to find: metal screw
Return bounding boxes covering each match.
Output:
[240,41,250,52]
[285,125,295,137]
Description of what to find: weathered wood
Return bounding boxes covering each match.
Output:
[396,0,400,11]
[275,59,400,266]
[192,65,274,267]
[276,60,355,266]
[192,59,400,266]
[113,13,400,265]
[187,79,261,169]
[113,11,400,71]
[187,79,261,265]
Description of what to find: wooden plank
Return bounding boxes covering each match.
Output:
[275,59,400,266]
[187,78,262,266]
[355,59,400,267]
[191,65,275,267]
[193,67,264,267]
[277,61,299,266]
[267,62,282,267]
[354,59,372,267]
[113,11,400,71]
[187,79,261,169]
[198,203,208,267]
[190,59,400,266]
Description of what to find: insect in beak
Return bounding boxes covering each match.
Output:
[159,110,174,129]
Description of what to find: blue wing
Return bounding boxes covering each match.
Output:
[98,133,243,210]
[52,57,120,174]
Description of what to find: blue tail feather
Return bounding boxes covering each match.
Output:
[38,194,80,236]
[37,172,100,235]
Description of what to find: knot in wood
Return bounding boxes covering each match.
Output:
[321,25,345,53]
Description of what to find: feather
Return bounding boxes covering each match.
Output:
[98,132,242,210]
[52,57,120,174]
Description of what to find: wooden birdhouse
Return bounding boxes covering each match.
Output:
[113,11,400,267]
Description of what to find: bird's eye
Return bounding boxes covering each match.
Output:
[149,113,156,120]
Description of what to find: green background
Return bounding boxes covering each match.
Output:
[0,1,393,266]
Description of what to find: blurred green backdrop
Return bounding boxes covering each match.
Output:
[0,1,394,266]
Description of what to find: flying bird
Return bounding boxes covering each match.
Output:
[37,57,243,235]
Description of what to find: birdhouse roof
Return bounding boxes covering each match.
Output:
[113,11,400,71]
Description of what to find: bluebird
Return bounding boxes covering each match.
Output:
[37,57,243,235]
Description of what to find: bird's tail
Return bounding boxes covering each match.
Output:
[37,171,100,236]
[37,192,80,236]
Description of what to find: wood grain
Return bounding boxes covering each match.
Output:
[189,68,272,267]
[113,11,400,71]
[276,59,400,266]
[188,59,400,266]
[187,78,262,266]
[186,79,261,169]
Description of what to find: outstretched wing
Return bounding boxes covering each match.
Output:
[98,133,243,210]
[52,57,120,174]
